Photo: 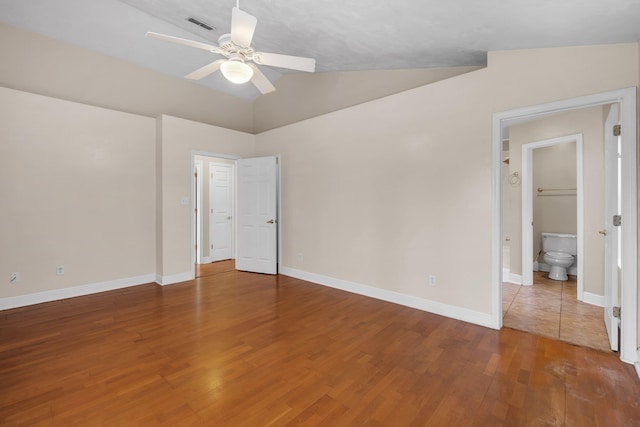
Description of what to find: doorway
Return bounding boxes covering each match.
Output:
[492,88,637,365]
[191,153,281,279]
[193,155,237,278]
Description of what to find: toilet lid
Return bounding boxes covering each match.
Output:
[546,251,574,259]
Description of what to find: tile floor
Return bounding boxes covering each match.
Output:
[503,271,612,352]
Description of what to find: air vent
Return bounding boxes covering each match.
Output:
[187,17,215,31]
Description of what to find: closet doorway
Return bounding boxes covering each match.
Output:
[194,155,236,278]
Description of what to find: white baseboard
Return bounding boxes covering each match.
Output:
[280,266,494,329]
[509,273,523,285]
[199,256,214,264]
[502,268,510,282]
[582,292,604,307]
[0,274,156,311]
[635,352,640,379]
[155,272,194,286]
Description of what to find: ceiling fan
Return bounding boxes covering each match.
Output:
[146,1,316,94]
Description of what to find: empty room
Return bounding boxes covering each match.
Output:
[1,0,639,425]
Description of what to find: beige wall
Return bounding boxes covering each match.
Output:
[157,116,254,278]
[0,40,637,322]
[508,106,605,296]
[0,23,254,133]
[252,67,482,133]
[255,43,638,314]
[532,143,578,255]
[0,87,156,298]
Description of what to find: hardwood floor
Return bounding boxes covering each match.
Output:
[503,272,611,352]
[1,269,639,426]
[195,259,235,278]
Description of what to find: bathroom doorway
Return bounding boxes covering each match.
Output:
[493,88,638,364]
[502,99,628,351]
[521,134,582,297]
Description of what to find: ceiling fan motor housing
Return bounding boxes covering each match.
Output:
[217,33,255,62]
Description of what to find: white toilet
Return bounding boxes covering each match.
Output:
[542,232,577,281]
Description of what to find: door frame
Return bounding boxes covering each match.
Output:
[209,161,235,262]
[491,87,637,365]
[194,159,204,264]
[191,151,240,277]
[190,152,282,277]
[521,134,584,301]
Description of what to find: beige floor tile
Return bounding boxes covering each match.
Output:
[512,290,561,311]
[502,272,610,352]
[560,299,603,318]
[503,310,560,339]
[560,311,611,352]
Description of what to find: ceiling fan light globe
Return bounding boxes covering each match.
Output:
[220,60,254,84]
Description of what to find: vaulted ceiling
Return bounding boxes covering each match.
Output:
[1,0,638,100]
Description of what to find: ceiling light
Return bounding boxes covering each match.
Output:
[220,59,253,84]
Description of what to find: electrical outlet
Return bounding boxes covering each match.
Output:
[297,253,304,261]
[56,265,65,275]
[10,272,20,283]
[428,275,437,286]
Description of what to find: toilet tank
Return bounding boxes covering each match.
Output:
[541,232,577,255]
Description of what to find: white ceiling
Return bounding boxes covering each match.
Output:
[1,0,639,100]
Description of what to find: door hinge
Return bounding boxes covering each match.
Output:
[211,244,213,249]
[613,306,621,319]
[613,124,621,136]
[613,215,622,226]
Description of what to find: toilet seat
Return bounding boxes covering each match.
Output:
[545,251,573,260]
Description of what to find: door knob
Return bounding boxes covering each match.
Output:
[598,229,607,236]
[266,219,276,224]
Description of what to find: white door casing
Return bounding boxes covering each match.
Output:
[210,162,234,262]
[603,103,620,351]
[236,156,278,274]
[492,87,637,365]
[521,134,584,300]
[195,160,203,264]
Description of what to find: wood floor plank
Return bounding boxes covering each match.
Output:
[1,269,639,426]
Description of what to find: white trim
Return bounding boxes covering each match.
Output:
[520,133,583,302]
[635,354,640,379]
[194,160,203,264]
[508,273,523,285]
[156,271,193,286]
[209,161,235,263]
[582,292,604,307]
[281,266,494,329]
[492,87,637,365]
[0,274,156,311]
[191,151,242,281]
[502,268,510,282]
[199,256,214,264]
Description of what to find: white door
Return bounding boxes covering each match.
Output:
[236,156,278,274]
[603,103,620,351]
[210,163,234,262]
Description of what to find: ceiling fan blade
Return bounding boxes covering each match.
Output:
[185,59,226,80]
[230,7,257,48]
[247,63,275,94]
[146,32,221,53]
[253,52,315,72]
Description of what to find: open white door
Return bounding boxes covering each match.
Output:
[603,103,620,351]
[236,156,278,274]
[210,162,234,262]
